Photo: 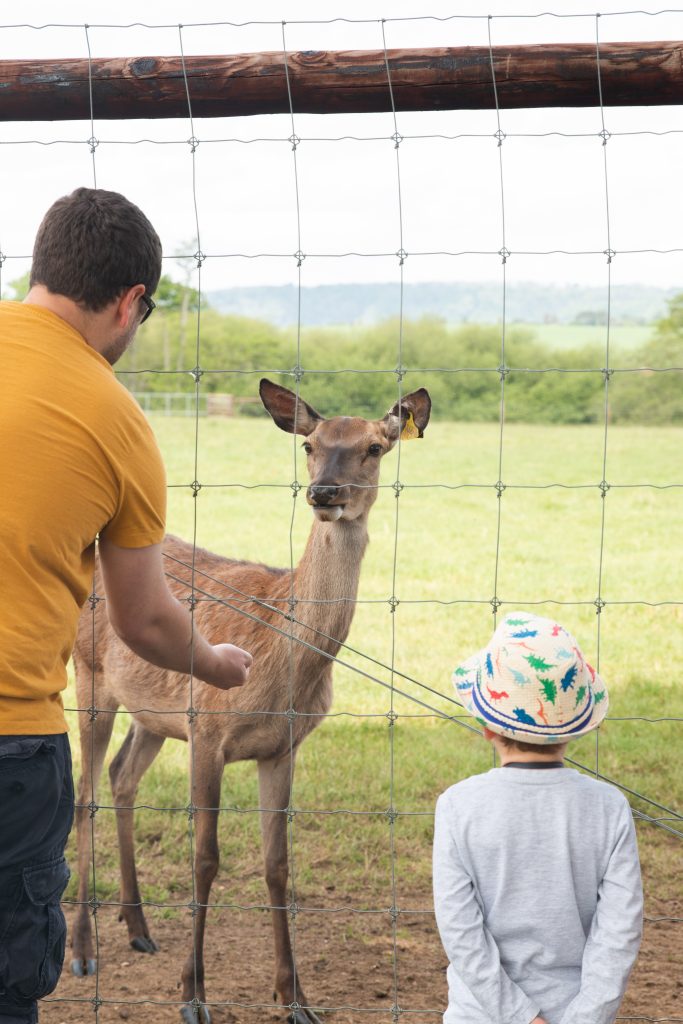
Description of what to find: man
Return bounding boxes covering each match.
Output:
[0,187,252,1024]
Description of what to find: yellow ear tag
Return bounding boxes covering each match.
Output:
[400,410,420,441]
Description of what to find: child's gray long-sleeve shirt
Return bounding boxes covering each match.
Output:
[433,766,643,1024]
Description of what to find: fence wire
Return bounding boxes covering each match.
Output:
[0,10,680,1024]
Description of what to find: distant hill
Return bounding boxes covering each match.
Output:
[207,281,678,328]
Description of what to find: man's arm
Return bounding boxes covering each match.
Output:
[98,538,252,690]
[558,800,643,1024]
[433,794,542,1024]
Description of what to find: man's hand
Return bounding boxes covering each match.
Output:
[530,1017,548,1024]
[204,643,253,690]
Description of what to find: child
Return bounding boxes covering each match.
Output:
[433,612,643,1024]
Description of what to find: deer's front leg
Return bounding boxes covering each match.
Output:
[180,752,223,1024]
[258,753,323,1024]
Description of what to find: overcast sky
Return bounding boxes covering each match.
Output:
[2,0,683,296]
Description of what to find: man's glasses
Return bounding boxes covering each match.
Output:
[139,293,156,324]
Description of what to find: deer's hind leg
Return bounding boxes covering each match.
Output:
[109,721,166,953]
[71,686,119,977]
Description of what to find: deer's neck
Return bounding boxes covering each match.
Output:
[293,516,369,638]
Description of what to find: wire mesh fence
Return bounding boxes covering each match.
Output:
[1,8,681,1024]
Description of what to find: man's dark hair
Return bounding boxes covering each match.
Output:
[30,187,162,311]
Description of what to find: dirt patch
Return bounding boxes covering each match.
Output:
[43,882,681,1024]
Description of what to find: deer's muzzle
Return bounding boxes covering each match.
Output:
[307,484,343,507]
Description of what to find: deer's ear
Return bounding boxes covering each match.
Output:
[259,379,324,436]
[382,388,432,442]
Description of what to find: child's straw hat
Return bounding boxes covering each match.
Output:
[452,612,609,744]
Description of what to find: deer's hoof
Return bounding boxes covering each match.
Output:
[180,1003,211,1024]
[71,957,97,977]
[130,935,159,954]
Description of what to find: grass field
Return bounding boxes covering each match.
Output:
[519,321,653,352]
[62,412,682,917]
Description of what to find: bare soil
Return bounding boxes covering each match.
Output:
[43,880,681,1024]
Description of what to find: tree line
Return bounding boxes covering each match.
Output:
[6,273,683,424]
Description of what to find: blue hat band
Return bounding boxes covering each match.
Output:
[470,668,596,737]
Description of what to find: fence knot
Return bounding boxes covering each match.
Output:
[601,367,614,382]
[287,901,299,917]
[188,997,203,1017]
[187,706,198,723]
[291,365,305,383]
[88,591,101,611]
[285,707,298,723]
[394,365,406,382]
[191,480,202,497]
[87,799,99,819]
[599,479,610,497]
[495,480,506,498]
[194,250,206,267]
[391,131,403,149]
[388,595,400,613]
[0,250,5,265]
[386,709,399,724]
[190,365,204,383]
[288,133,300,151]
[385,808,398,825]
[87,705,99,723]
[603,248,616,264]
[498,247,511,264]
[599,129,611,145]
[392,480,404,497]
[87,896,102,912]
[293,250,306,267]
[490,596,502,613]
[497,363,510,381]
[188,594,199,612]
[594,598,606,614]
[494,129,506,146]
[90,996,104,1012]
[86,136,99,153]
[391,1004,403,1021]
[188,898,201,916]
[188,136,200,153]
[396,248,408,265]
[186,801,197,820]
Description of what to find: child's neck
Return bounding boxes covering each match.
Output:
[490,737,567,766]
[499,749,565,766]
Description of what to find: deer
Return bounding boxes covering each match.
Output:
[69,378,431,1024]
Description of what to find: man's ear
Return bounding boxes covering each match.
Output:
[382,387,432,443]
[116,284,145,328]
[259,379,324,436]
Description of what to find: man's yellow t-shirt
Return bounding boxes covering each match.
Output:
[0,302,166,734]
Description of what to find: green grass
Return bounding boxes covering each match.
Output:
[64,415,682,903]
[519,322,653,352]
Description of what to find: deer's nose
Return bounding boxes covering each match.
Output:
[308,484,341,506]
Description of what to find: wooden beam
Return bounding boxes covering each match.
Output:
[0,43,681,121]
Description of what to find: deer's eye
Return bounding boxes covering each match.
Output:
[302,442,313,455]
[367,443,383,457]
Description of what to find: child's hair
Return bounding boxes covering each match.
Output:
[498,736,567,756]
